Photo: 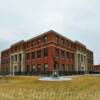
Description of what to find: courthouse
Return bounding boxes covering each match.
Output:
[0,30,94,75]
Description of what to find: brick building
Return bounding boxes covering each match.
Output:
[94,65,100,73]
[0,30,94,75]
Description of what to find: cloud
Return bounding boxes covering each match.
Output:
[0,0,100,64]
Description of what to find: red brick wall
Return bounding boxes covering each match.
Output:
[94,65,100,71]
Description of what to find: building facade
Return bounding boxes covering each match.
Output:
[0,30,94,75]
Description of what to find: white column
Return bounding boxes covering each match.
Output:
[74,52,78,72]
[21,53,25,73]
[12,65,15,76]
[79,54,81,71]
[17,54,20,72]
[85,55,88,73]
[10,55,12,75]
[84,55,86,71]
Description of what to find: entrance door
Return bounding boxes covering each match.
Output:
[37,64,41,74]
[26,65,30,75]
[13,65,17,75]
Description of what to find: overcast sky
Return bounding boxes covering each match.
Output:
[0,0,100,64]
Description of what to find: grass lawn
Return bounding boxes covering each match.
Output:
[0,75,100,100]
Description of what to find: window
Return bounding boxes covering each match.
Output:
[37,50,41,58]
[43,48,48,57]
[11,56,13,62]
[27,42,30,48]
[78,54,80,62]
[62,64,65,71]
[55,48,59,57]
[56,36,59,43]
[71,65,74,71]
[1,59,4,64]
[61,39,64,45]
[15,46,17,51]
[61,50,65,58]
[69,53,71,59]
[67,41,69,47]
[1,60,3,64]
[5,59,7,63]
[71,43,73,49]
[37,64,41,71]
[32,41,34,47]
[72,53,74,60]
[5,60,7,64]
[32,52,35,59]
[66,65,69,71]
[26,65,30,72]
[66,52,67,58]
[69,42,71,48]
[81,55,83,62]
[66,52,68,58]
[15,55,17,61]
[81,66,84,70]
[71,53,73,59]
[37,38,41,44]
[43,35,47,43]
[26,53,30,59]
[19,54,21,61]
[66,40,68,47]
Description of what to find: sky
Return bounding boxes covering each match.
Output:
[0,0,100,64]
